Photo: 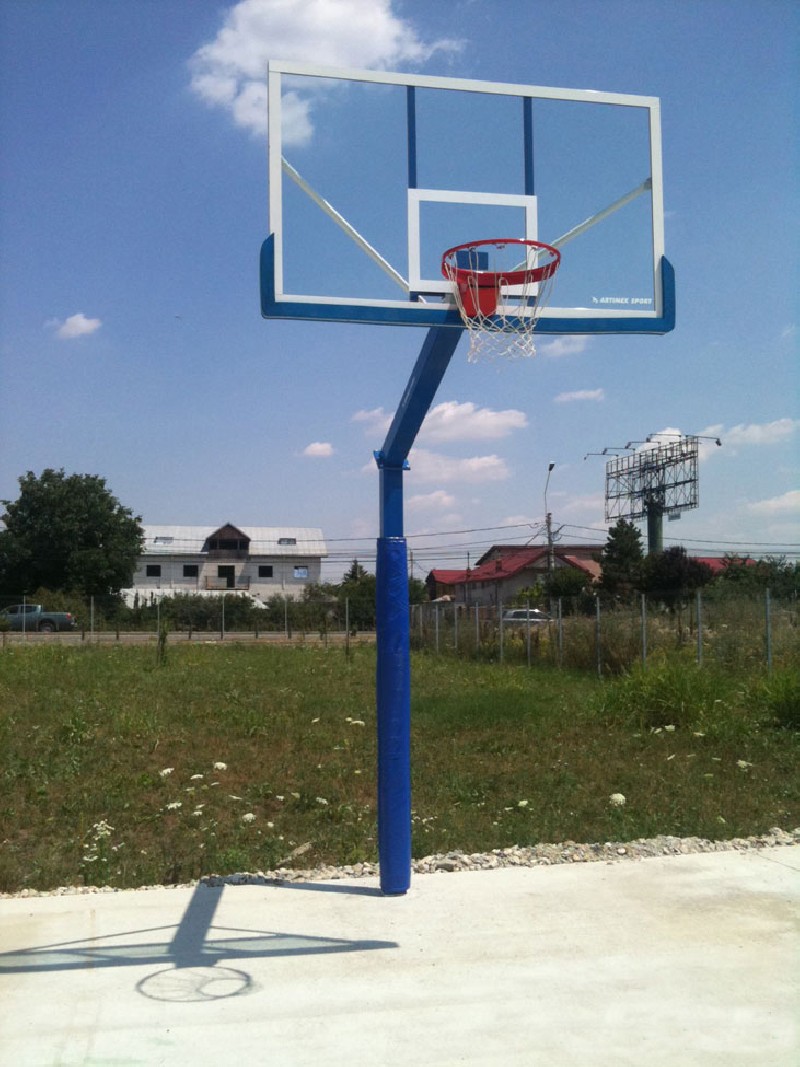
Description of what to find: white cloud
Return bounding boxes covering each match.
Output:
[780,324,796,341]
[746,489,800,515]
[558,492,606,516]
[554,388,605,404]
[537,336,588,359]
[408,448,510,484]
[189,0,460,141]
[407,490,457,511]
[352,407,392,436]
[49,313,102,340]
[354,400,527,444]
[419,400,527,443]
[723,418,799,447]
[302,441,334,457]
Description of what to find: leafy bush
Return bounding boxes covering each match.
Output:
[748,670,800,730]
[596,659,743,733]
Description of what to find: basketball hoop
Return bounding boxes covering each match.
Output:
[442,239,561,362]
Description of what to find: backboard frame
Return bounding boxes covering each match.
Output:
[261,61,674,333]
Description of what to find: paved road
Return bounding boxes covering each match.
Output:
[1,846,797,1065]
[2,630,374,646]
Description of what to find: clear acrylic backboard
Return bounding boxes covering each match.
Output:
[261,61,674,334]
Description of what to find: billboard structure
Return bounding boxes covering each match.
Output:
[605,437,699,553]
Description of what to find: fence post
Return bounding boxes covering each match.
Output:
[595,596,602,678]
[434,604,440,654]
[475,604,480,655]
[765,588,772,674]
[557,598,563,668]
[696,590,703,666]
[641,594,647,668]
[526,596,532,668]
[453,604,458,653]
[499,601,504,663]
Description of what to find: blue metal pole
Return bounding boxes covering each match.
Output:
[375,534,411,894]
[374,326,463,895]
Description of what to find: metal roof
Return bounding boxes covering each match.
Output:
[141,524,327,557]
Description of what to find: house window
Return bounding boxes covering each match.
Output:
[146,564,161,578]
[293,565,309,579]
[154,536,174,545]
[279,537,297,546]
[258,565,273,578]
[183,564,199,578]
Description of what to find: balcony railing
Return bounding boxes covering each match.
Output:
[204,577,251,590]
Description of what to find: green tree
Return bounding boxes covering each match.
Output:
[713,554,799,599]
[339,560,377,629]
[408,576,427,604]
[598,519,644,602]
[0,469,143,599]
[546,566,590,601]
[639,546,714,611]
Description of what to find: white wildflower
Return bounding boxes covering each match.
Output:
[664,724,676,733]
[228,794,242,801]
[275,795,285,801]
[213,761,227,771]
[242,812,256,823]
[608,793,626,807]
[349,720,366,727]
[311,716,320,723]
[267,821,274,829]
[165,801,182,811]
[159,767,174,778]
[736,760,753,770]
[190,773,204,781]
[517,799,529,808]
[315,796,329,806]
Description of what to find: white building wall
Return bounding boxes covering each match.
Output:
[124,524,326,606]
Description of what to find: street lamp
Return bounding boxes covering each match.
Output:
[544,463,555,576]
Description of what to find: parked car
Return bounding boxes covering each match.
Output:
[0,604,78,633]
[501,608,551,625]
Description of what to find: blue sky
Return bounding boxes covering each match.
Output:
[1,0,797,582]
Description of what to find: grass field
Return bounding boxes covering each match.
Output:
[1,642,798,893]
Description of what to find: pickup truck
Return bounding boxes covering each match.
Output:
[0,604,78,633]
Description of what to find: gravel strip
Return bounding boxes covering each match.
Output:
[4,827,798,897]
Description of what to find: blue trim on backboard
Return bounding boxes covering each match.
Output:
[260,238,676,334]
[523,97,534,196]
[407,86,417,191]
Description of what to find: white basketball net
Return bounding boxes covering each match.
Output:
[442,241,560,363]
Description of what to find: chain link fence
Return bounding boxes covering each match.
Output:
[411,591,798,674]
[0,592,371,646]
[2,589,797,673]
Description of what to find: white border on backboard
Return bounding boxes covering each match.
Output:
[407,189,538,295]
[266,61,666,323]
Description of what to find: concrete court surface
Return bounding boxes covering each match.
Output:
[0,846,797,1066]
